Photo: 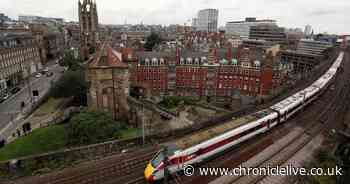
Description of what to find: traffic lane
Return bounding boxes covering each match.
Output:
[0,65,63,130]
[0,64,63,112]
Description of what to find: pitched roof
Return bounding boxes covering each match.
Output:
[88,43,128,69]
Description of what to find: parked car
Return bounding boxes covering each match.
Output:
[43,67,49,72]
[46,72,54,77]
[2,94,9,101]
[35,73,42,78]
[11,87,21,94]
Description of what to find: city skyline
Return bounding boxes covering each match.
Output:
[1,0,349,34]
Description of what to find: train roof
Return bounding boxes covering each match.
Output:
[173,109,275,150]
[270,91,304,112]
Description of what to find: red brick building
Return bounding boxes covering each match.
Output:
[129,46,284,98]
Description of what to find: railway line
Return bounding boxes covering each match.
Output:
[143,50,348,184]
[13,147,157,184]
[11,51,346,184]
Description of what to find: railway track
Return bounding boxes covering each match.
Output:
[226,51,350,184]
[164,51,349,184]
[13,147,157,184]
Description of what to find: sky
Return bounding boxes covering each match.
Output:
[1,0,349,34]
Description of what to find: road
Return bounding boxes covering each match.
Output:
[0,61,64,139]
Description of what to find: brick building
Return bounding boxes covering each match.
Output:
[130,46,284,98]
[0,33,42,97]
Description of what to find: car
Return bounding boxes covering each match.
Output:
[46,72,54,77]
[43,67,49,72]
[11,87,21,94]
[35,73,42,78]
[2,94,9,100]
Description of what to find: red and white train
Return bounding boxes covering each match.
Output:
[144,52,344,182]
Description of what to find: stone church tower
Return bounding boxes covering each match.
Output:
[78,0,99,60]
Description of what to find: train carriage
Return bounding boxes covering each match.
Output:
[145,52,345,182]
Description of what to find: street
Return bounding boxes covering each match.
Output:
[0,61,64,139]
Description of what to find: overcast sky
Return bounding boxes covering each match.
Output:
[1,0,349,34]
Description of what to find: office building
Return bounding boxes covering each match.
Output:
[226,17,276,38]
[249,24,287,44]
[304,25,312,36]
[195,9,219,32]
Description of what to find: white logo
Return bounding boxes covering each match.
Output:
[183,165,195,177]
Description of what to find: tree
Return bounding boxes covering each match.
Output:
[144,32,162,51]
[67,109,123,146]
[50,70,88,105]
[60,50,82,71]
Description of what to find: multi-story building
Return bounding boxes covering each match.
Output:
[280,39,333,74]
[64,24,80,49]
[44,33,65,60]
[195,9,219,32]
[0,33,42,97]
[79,0,99,59]
[18,15,64,24]
[249,24,287,44]
[0,13,11,26]
[130,46,284,98]
[226,18,276,38]
[297,39,332,56]
[304,25,312,37]
[192,18,198,31]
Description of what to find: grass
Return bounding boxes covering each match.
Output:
[34,98,63,116]
[0,125,68,162]
[118,128,142,139]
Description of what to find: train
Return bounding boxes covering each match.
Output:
[144,52,344,182]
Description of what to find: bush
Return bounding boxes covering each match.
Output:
[159,96,197,109]
[67,109,123,146]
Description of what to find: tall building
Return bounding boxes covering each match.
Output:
[226,18,276,38]
[304,25,312,37]
[192,18,198,31]
[195,9,218,32]
[78,0,99,60]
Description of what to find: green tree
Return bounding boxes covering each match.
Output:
[144,32,162,51]
[50,70,88,105]
[67,109,122,146]
[60,50,82,70]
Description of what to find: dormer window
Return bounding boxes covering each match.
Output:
[187,58,192,65]
[195,58,200,65]
[145,58,150,66]
[152,58,158,66]
[180,58,185,65]
[160,58,165,65]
